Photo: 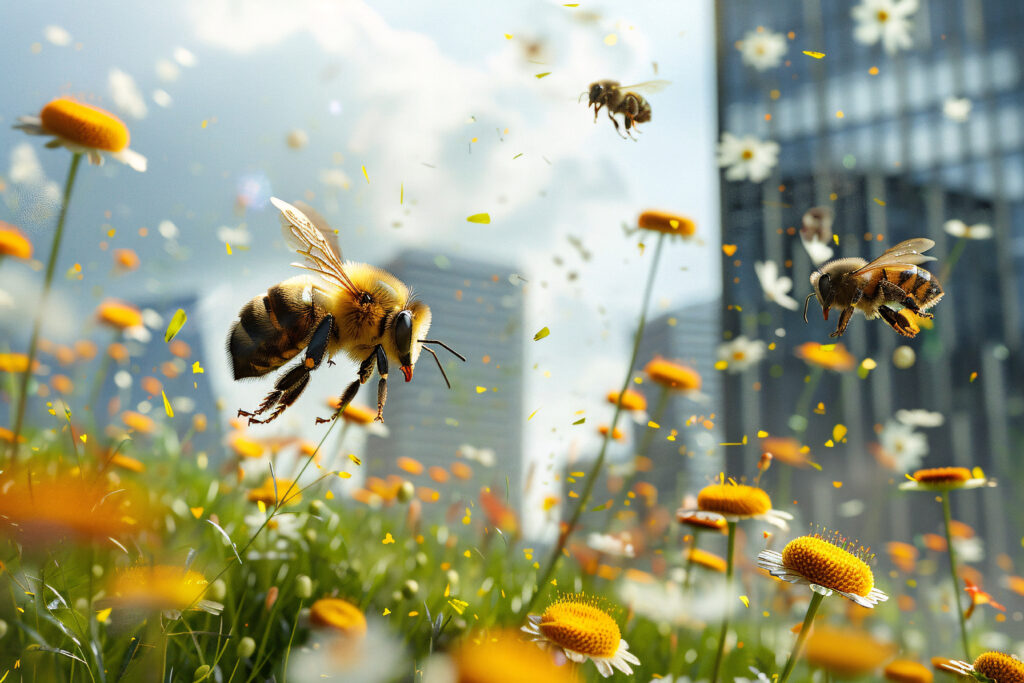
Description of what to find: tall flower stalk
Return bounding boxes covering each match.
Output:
[941,490,971,660]
[709,520,737,683]
[526,231,667,613]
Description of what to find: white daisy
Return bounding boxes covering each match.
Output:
[943,97,972,123]
[739,28,787,71]
[757,547,888,608]
[522,594,640,678]
[754,260,799,311]
[851,0,919,55]
[876,420,929,471]
[679,483,793,530]
[894,409,944,428]
[717,133,779,183]
[587,532,635,558]
[898,467,994,492]
[716,336,767,373]
[944,219,992,240]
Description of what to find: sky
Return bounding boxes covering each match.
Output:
[0,0,718,537]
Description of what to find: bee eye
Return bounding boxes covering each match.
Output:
[819,274,833,305]
[589,84,603,101]
[394,310,413,360]
[360,293,373,305]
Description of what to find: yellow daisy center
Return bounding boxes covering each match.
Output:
[539,596,620,659]
[687,548,727,573]
[974,652,1024,683]
[40,98,130,152]
[454,631,578,683]
[805,626,894,676]
[741,149,754,159]
[645,358,701,391]
[884,659,934,683]
[96,300,143,330]
[781,535,874,597]
[636,210,697,237]
[697,483,771,517]
[677,512,727,532]
[912,467,971,484]
[877,10,890,22]
[0,225,32,260]
[309,598,367,637]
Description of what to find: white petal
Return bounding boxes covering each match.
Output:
[111,147,148,172]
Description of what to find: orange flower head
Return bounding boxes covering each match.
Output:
[883,659,933,682]
[109,453,145,473]
[480,488,519,536]
[697,483,771,517]
[782,533,875,597]
[687,548,727,573]
[973,652,1024,683]
[539,594,621,660]
[96,299,143,330]
[450,461,473,480]
[0,223,32,259]
[644,357,701,391]
[40,98,130,152]
[607,389,647,412]
[247,478,302,507]
[676,510,727,533]
[598,424,626,441]
[114,248,140,271]
[804,625,895,677]
[0,353,32,374]
[309,598,367,637]
[760,436,811,468]
[912,467,971,485]
[397,456,424,475]
[637,210,697,237]
[886,541,918,573]
[795,342,856,371]
[229,433,265,459]
[341,402,376,425]
[109,565,213,614]
[121,410,155,434]
[452,630,581,683]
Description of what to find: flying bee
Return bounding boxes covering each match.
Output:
[582,79,670,139]
[227,197,465,425]
[803,238,944,339]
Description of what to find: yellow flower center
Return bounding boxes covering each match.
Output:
[636,210,697,237]
[309,598,367,637]
[113,566,208,610]
[697,483,771,517]
[781,535,874,597]
[883,659,934,683]
[974,652,1024,683]
[645,358,701,391]
[96,300,143,330]
[732,350,746,361]
[454,631,578,683]
[741,149,754,159]
[40,98,130,152]
[912,467,971,484]
[608,389,647,412]
[0,225,32,260]
[805,626,894,676]
[877,9,890,22]
[539,595,620,659]
[687,548,727,572]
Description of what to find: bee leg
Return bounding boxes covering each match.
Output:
[606,110,626,139]
[244,315,334,425]
[317,346,378,424]
[829,307,854,338]
[879,305,918,337]
[374,344,388,423]
[358,352,376,384]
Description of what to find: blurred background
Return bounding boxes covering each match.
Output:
[1,0,1023,610]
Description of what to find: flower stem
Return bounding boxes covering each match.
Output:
[942,491,970,660]
[526,232,666,613]
[778,591,825,683]
[939,237,967,284]
[709,520,737,683]
[8,152,83,465]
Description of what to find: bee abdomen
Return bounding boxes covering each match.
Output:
[228,282,319,379]
[889,267,943,308]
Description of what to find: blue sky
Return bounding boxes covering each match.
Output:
[0,0,718,536]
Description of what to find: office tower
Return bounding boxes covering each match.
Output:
[365,250,525,513]
[716,3,1023,556]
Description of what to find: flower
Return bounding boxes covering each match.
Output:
[310,598,367,638]
[109,453,145,473]
[113,248,140,271]
[587,532,635,558]
[96,299,144,331]
[597,424,626,441]
[687,548,727,573]
[873,420,928,471]
[942,97,972,123]
[607,389,646,412]
[895,409,944,428]
[229,432,266,459]
[795,342,856,371]
[758,531,888,607]
[884,659,933,682]
[107,565,222,616]
[886,541,919,573]
[14,97,146,171]
[637,210,696,238]
[522,593,640,678]
[963,577,1006,619]
[941,652,1024,682]
[121,410,155,434]
[898,466,994,492]
[0,353,32,373]
[801,206,834,244]
[247,477,302,507]
[717,133,779,183]
[851,0,918,55]
[682,482,792,529]
[943,219,992,240]
[760,436,811,468]
[0,222,32,260]
[716,336,766,373]
[644,357,701,391]
[677,509,727,533]
[804,625,896,677]
[738,28,787,71]
[480,489,520,536]
[444,630,580,683]
[754,260,799,311]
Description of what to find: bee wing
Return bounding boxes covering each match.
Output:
[292,200,343,262]
[852,238,937,273]
[270,196,359,298]
[619,79,671,94]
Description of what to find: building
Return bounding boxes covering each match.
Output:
[365,250,526,513]
[716,3,1023,558]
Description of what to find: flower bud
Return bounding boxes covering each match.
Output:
[296,575,313,599]
[401,579,419,599]
[193,665,211,681]
[209,579,227,602]
[237,636,256,658]
[397,480,415,503]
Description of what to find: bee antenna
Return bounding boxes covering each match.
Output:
[578,91,588,103]
[420,345,452,390]
[803,292,816,324]
[419,339,467,362]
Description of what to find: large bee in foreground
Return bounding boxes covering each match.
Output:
[803,238,944,339]
[582,79,670,139]
[228,198,465,425]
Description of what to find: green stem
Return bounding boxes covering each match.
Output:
[778,591,825,683]
[9,153,83,465]
[605,384,670,529]
[526,232,667,614]
[942,491,970,660]
[709,520,737,683]
[939,237,967,284]
[281,599,304,681]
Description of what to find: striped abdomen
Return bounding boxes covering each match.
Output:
[227,277,321,379]
[875,266,944,309]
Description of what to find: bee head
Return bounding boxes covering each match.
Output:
[394,301,432,382]
[805,269,835,323]
[584,81,604,105]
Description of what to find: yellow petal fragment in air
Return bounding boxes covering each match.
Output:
[190,507,203,518]
[475,386,487,394]
[162,390,174,418]
[96,608,112,624]
[382,533,395,545]
[739,595,750,608]
[466,213,491,224]
[802,50,826,59]
[832,424,847,442]
[383,608,391,615]
[165,308,187,342]
[192,361,204,374]
[535,72,551,79]
[534,326,550,341]
[362,165,369,183]
[226,243,232,255]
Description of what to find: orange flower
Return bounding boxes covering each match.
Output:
[247,477,302,507]
[108,565,220,615]
[450,461,473,480]
[795,342,856,372]
[637,210,696,237]
[113,248,139,271]
[121,410,155,434]
[687,548,727,573]
[884,659,933,683]
[109,453,146,473]
[480,488,519,536]
[229,432,265,459]
[886,541,918,573]
[74,339,98,361]
[451,630,581,683]
[0,222,32,259]
[96,299,143,330]
[804,626,895,677]
[309,598,366,637]
[108,342,129,362]
[397,456,424,475]
[51,374,74,394]
[598,424,626,441]
[607,389,646,412]
[0,353,32,373]
[644,357,701,391]
[760,436,811,468]
[14,97,146,170]
[428,466,449,483]
[964,577,1006,619]
[169,340,191,358]
[0,427,26,444]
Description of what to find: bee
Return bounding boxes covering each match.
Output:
[582,79,670,139]
[227,198,465,425]
[803,238,944,338]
